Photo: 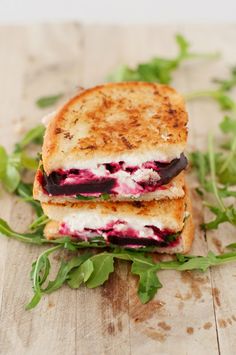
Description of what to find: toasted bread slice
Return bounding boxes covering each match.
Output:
[42,82,188,173]
[33,168,185,203]
[41,186,194,254]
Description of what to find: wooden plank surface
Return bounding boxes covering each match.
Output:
[0,23,236,355]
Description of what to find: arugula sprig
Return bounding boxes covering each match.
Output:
[191,122,236,230]
[0,125,45,193]
[76,193,110,201]
[36,94,63,108]
[26,246,236,309]
[185,67,236,112]
[108,34,219,84]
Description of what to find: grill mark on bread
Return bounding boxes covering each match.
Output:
[120,136,134,149]
[55,127,64,134]
[132,201,144,208]
[79,144,97,150]
[63,131,73,140]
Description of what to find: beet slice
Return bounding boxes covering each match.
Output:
[107,235,174,247]
[43,174,116,195]
[157,153,187,186]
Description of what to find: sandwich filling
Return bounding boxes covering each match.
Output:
[58,219,181,248]
[54,207,188,249]
[42,153,187,198]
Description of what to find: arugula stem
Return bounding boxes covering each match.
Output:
[29,215,49,230]
[32,245,62,289]
[219,136,236,174]
[208,134,226,211]
[184,90,217,101]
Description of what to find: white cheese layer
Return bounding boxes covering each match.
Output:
[62,211,165,234]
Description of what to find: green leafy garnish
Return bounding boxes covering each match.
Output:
[75,194,96,201]
[16,182,43,217]
[108,34,218,84]
[185,67,236,112]
[76,193,110,201]
[25,247,236,309]
[14,125,45,152]
[0,218,45,245]
[100,193,110,200]
[191,123,236,229]
[0,125,44,193]
[36,94,63,108]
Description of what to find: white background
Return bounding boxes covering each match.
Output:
[0,0,236,24]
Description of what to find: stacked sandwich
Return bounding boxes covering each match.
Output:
[34,82,194,254]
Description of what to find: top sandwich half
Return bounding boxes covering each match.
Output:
[35,82,188,202]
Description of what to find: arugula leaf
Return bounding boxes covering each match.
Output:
[29,215,49,231]
[190,151,209,187]
[159,251,236,271]
[76,193,110,201]
[45,254,92,293]
[67,257,94,288]
[191,131,236,229]
[0,218,45,245]
[36,94,63,108]
[0,146,7,179]
[216,116,236,183]
[76,194,96,201]
[108,34,218,84]
[16,182,44,216]
[20,152,39,171]
[213,67,236,92]
[220,115,236,134]
[0,147,21,192]
[85,253,115,288]
[14,125,45,152]
[0,125,42,193]
[208,134,226,211]
[100,193,110,201]
[185,68,236,112]
[201,205,236,230]
[26,245,62,309]
[131,255,162,304]
[2,164,21,192]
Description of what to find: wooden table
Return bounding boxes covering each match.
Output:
[0,23,236,355]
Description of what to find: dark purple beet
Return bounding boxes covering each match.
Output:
[108,235,172,247]
[157,153,187,185]
[43,174,116,195]
[139,153,187,188]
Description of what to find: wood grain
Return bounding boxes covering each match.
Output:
[0,23,236,355]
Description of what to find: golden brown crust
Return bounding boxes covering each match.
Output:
[42,82,188,173]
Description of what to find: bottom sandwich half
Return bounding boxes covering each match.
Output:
[42,187,194,254]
